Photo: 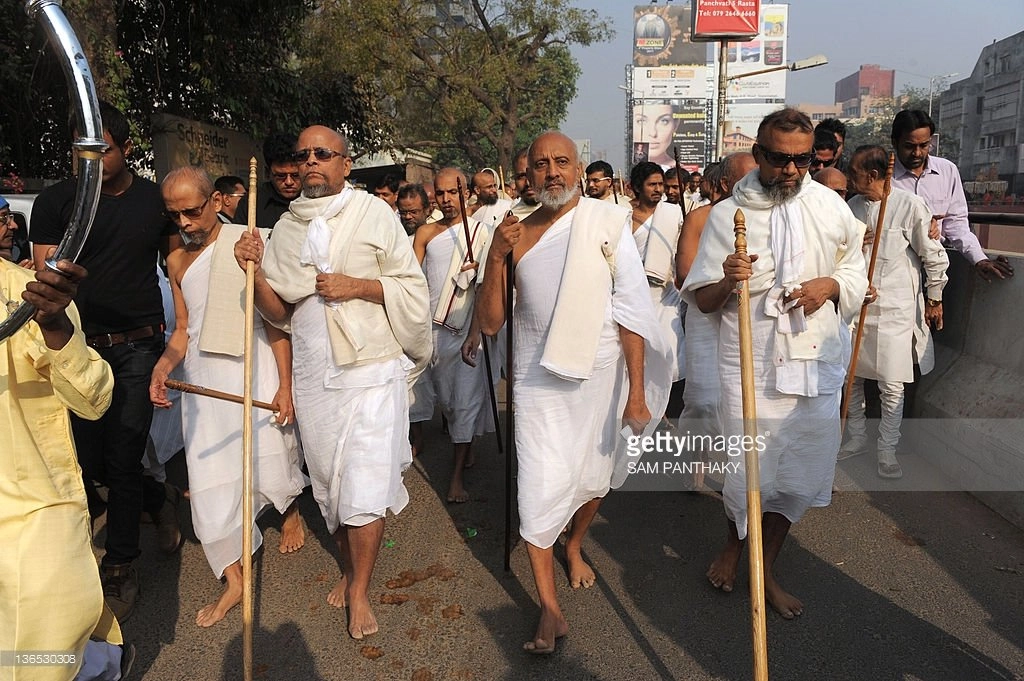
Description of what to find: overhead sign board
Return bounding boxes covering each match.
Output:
[691,0,760,42]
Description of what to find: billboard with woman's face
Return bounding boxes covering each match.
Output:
[632,100,706,172]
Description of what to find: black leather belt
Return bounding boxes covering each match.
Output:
[86,324,163,349]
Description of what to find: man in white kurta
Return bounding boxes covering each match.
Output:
[150,168,307,628]
[477,132,670,655]
[684,109,867,619]
[411,168,493,502]
[234,126,431,640]
[844,146,948,478]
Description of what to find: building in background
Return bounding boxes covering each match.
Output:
[835,64,895,118]
[797,102,842,123]
[940,31,1024,196]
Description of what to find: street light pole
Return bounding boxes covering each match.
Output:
[715,54,829,161]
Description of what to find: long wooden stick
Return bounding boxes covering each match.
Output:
[674,145,689,218]
[841,152,895,428]
[503,249,515,573]
[241,157,258,681]
[611,171,620,205]
[734,209,769,681]
[456,176,502,450]
[165,379,276,412]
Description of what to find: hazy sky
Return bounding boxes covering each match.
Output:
[563,0,1024,164]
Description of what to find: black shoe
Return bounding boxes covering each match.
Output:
[100,563,139,623]
[120,642,136,679]
[152,483,183,554]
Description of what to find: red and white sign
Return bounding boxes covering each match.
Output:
[691,0,760,41]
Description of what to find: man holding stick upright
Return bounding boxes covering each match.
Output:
[148,167,307,628]
[234,126,431,640]
[411,168,493,502]
[477,131,670,654]
[683,109,867,618]
[843,145,948,478]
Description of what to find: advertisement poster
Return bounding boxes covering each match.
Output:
[632,100,707,172]
[716,4,789,101]
[633,5,706,68]
[691,0,760,40]
[632,64,709,100]
[721,102,784,154]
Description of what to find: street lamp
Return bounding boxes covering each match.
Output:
[716,54,829,160]
[928,72,959,118]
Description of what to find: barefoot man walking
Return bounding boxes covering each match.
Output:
[683,109,867,618]
[234,126,431,639]
[477,131,669,653]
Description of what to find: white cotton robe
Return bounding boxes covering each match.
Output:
[290,296,413,532]
[683,173,868,538]
[632,201,686,381]
[514,205,671,549]
[848,187,948,382]
[180,246,306,578]
[410,225,494,441]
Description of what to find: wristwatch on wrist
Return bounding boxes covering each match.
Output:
[927,298,942,307]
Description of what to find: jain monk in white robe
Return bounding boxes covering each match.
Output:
[261,187,432,532]
[683,173,867,538]
[513,197,672,549]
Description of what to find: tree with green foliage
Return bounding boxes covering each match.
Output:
[0,0,385,180]
[843,85,958,161]
[309,0,613,171]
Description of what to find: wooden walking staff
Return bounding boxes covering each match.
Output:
[164,379,276,412]
[673,145,689,218]
[455,176,503,450]
[240,157,258,681]
[841,152,895,428]
[503,248,515,572]
[733,209,770,681]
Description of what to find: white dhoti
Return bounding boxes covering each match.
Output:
[513,210,669,548]
[411,227,493,441]
[180,247,306,578]
[291,295,412,533]
[717,291,841,539]
[679,304,720,436]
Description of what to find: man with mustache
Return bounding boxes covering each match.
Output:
[629,162,685,398]
[683,108,868,619]
[411,168,493,502]
[470,167,513,227]
[890,109,1013,282]
[149,167,307,628]
[476,130,670,655]
[234,125,431,640]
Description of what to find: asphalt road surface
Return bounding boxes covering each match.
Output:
[103,413,1024,681]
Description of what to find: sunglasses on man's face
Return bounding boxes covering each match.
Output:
[756,145,814,169]
[289,147,345,163]
[163,197,210,223]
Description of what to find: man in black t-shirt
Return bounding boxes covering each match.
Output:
[233,132,300,228]
[30,101,183,623]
